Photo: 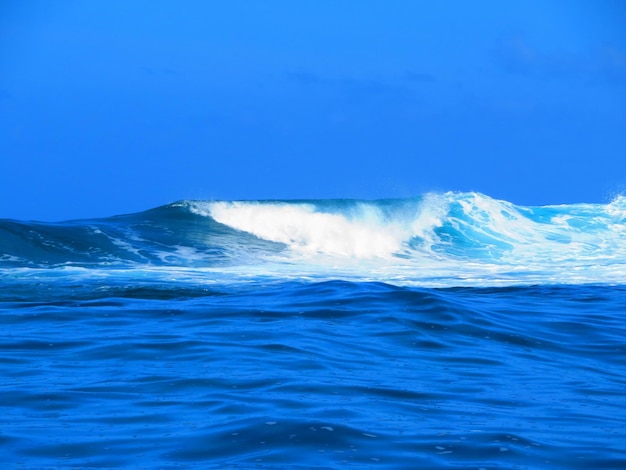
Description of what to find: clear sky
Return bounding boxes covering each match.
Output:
[1,0,625,221]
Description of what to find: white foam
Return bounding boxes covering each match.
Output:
[181,193,626,287]
[203,201,418,259]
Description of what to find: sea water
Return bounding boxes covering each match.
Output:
[1,192,624,468]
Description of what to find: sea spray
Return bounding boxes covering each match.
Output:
[2,191,626,286]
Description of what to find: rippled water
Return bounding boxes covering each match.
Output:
[1,276,624,468]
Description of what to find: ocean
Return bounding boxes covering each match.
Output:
[1,192,625,469]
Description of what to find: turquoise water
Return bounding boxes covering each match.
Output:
[1,193,625,468]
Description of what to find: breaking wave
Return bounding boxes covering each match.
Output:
[2,192,625,286]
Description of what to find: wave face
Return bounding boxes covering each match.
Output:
[2,192,626,286]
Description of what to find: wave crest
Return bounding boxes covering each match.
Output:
[2,192,626,286]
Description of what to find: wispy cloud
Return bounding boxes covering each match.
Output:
[491,31,626,87]
[285,69,414,103]
[491,32,538,75]
[593,44,626,86]
[285,70,325,86]
[139,66,180,77]
[404,70,436,83]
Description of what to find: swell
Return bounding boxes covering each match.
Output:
[0,204,281,268]
[1,280,624,468]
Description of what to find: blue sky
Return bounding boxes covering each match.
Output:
[1,1,625,220]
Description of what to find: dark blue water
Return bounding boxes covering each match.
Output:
[1,194,625,468]
[1,279,624,468]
